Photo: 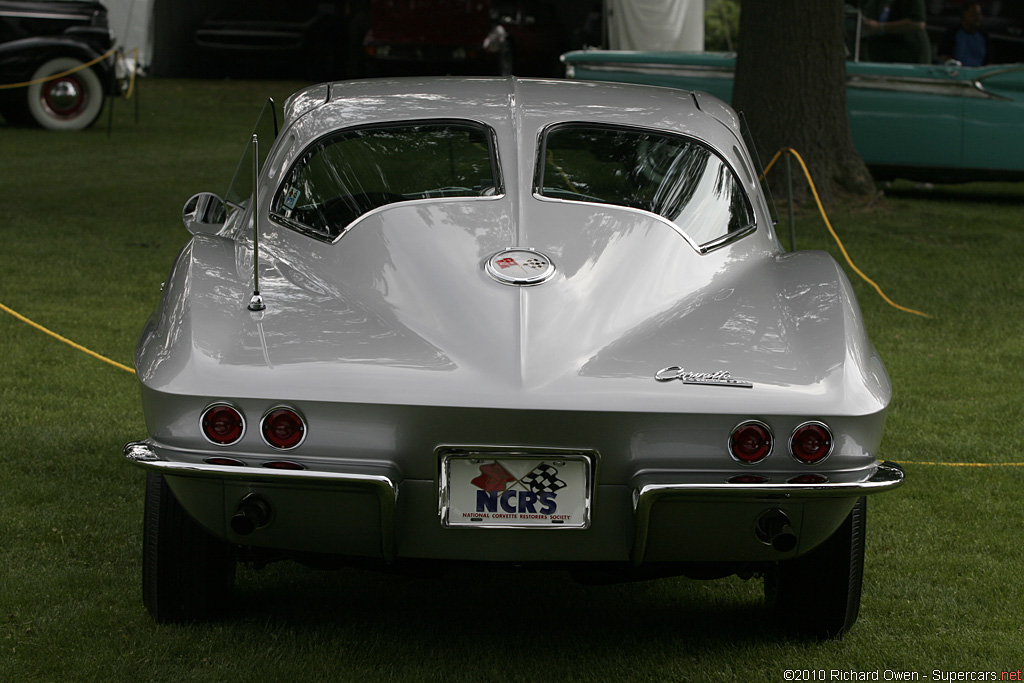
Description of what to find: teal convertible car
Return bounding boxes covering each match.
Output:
[562,49,1024,183]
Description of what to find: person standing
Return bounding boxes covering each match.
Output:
[938,2,990,66]
[860,0,931,63]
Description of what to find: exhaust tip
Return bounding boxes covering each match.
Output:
[755,509,798,553]
[231,494,271,536]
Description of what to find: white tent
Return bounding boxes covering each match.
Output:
[607,0,704,51]
[103,0,154,69]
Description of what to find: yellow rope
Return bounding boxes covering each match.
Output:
[764,147,932,319]
[0,48,118,90]
[0,301,135,374]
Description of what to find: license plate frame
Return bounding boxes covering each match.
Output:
[440,452,592,529]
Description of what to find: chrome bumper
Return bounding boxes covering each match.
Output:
[124,441,398,492]
[124,440,399,560]
[125,441,904,565]
[632,461,905,505]
[630,461,905,564]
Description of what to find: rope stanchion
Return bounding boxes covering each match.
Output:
[764,147,932,319]
[0,301,135,374]
[121,48,139,99]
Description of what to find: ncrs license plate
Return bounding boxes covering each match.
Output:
[440,453,592,529]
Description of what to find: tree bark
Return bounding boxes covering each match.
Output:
[733,1,876,206]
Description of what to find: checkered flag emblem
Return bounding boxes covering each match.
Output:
[523,258,546,269]
[520,464,567,494]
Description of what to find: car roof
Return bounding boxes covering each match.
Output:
[269,77,773,251]
[282,77,743,148]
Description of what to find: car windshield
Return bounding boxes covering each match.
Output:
[536,124,754,248]
[270,120,501,241]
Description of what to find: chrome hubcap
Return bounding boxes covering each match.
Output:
[43,78,85,117]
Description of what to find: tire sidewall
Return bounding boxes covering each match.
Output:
[27,57,104,131]
[764,497,866,638]
[142,471,236,622]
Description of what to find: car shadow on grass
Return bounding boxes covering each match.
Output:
[226,561,781,654]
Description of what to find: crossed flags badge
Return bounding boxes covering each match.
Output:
[471,461,567,494]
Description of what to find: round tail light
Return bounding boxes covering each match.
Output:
[729,421,773,464]
[261,408,306,450]
[790,421,833,464]
[201,404,245,445]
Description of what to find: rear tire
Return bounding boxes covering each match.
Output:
[764,497,866,638]
[26,57,105,131]
[142,472,236,622]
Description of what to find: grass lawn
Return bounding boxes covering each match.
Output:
[1,79,1023,681]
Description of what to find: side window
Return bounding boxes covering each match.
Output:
[271,121,501,241]
[537,124,754,248]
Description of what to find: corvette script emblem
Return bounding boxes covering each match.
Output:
[486,248,556,286]
[655,366,753,388]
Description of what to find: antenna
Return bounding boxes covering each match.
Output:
[247,133,265,312]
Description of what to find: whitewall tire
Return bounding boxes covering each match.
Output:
[26,57,105,131]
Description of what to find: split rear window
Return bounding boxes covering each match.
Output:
[270,119,754,250]
[271,120,501,241]
[536,124,754,248]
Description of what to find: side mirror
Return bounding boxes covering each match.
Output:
[182,192,227,235]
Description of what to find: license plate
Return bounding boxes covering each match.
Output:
[441,453,592,529]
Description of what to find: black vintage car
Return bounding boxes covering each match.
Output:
[0,0,121,130]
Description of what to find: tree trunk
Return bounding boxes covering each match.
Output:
[733,1,876,206]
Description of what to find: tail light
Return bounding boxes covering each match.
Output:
[201,404,245,445]
[263,460,306,470]
[790,421,833,464]
[204,456,246,467]
[261,408,306,450]
[728,474,770,484]
[788,473,829,484]
[729,420,773,464]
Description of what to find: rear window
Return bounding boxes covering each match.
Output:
[271,120,501,241]
[536,124,754,248]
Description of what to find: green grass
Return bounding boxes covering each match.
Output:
[2,79,1023,681]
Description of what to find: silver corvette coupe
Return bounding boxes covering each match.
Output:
[124,77,904,637]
